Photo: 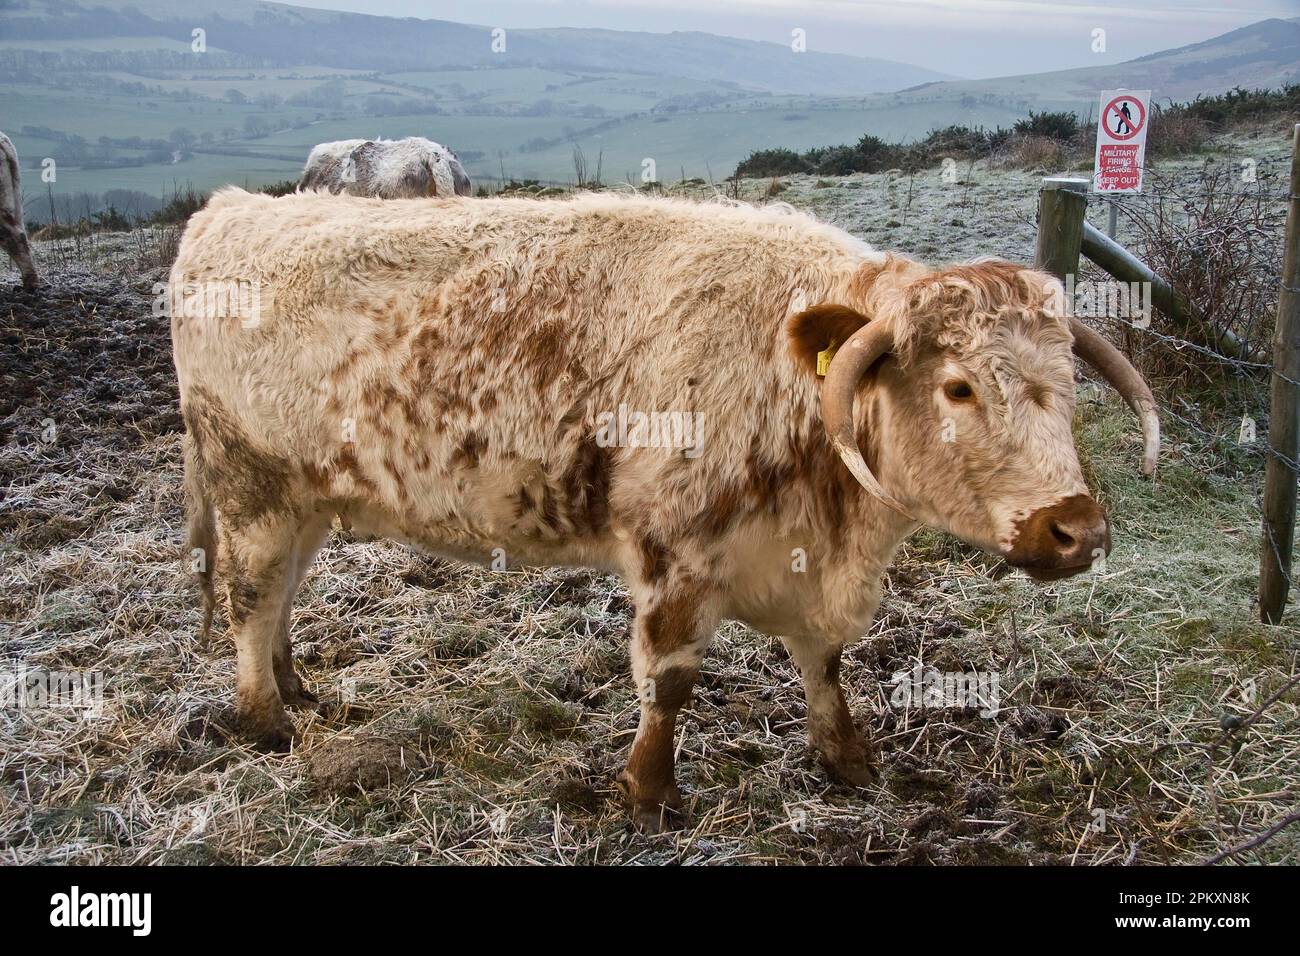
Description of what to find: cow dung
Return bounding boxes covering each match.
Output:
[304,735,417,795]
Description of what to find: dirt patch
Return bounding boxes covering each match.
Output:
[0,273,179,455]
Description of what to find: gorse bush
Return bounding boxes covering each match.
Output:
[1165,83,1300,126]
[733,148,810,178]
[1146,111,1211,157]
[151,185,208,225]
[257,179,300,197]
[1013,110,1079,143]
[735,123,1021,179]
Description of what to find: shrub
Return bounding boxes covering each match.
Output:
[853,134,905,172]
[1147,112,1211,156]
[92,206,130,232]
[257,180,300,197]
[810,145,864,176]
[734,148,809,178]
[1120,163,1282,384]
[1013,110,1079,143]
[994,134,1067,170]
[919,124,992,157]
[151,185,207,225]
[1170,83,1300,126]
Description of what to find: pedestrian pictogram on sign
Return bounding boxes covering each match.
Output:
[1094,89,1150,194]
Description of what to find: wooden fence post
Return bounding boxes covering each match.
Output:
[1260,124,1300,624]
[1034,176,1089,282]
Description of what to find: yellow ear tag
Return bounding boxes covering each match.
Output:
[816,340,838,377]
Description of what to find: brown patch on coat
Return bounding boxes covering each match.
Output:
[684,482,742,538]
[623,713,678,808]
[637,534,673,582]
[335,445,380,497]
[517,318,570,382]
[451,431,487,469]
[183,385,294,529]
[563,439,611,536]
[228,576,259,627]
[224,547,285,627]
[642,578,708,654]
[382,454,409,503]
[642,665,697,713]
[745,437,796,514]
[823,650,841,685]
[406,325,445,387]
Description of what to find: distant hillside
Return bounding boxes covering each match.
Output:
[892,17,1300,113]
[0,0,955,95]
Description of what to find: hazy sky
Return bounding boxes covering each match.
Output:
[296,0,1300,78]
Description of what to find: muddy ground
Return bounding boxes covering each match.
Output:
[1,142,1297,864]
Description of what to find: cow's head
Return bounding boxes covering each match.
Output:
[790,257,1158,581]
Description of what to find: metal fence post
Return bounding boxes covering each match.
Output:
[1260,124,1300,624]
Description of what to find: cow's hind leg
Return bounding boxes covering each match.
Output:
[271,511,332,710]
[781,635,876,787]
[1,230,36,289]
[619,555,720,834]
[222,516,305,751]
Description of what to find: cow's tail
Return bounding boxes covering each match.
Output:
[183,433,217,643]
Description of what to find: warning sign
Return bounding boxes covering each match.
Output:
[1093,89,1150,194]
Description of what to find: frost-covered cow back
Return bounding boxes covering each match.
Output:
[299,137,472,198]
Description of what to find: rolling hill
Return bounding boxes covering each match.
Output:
[893,16,1300,113]
[0,0,955,95]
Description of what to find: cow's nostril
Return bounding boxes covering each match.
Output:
[1050,522,1076,549]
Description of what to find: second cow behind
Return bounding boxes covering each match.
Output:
[300,136,473,198]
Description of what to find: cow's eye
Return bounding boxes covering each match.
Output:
[944,380,975,401]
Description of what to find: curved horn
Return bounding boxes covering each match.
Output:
[820,317,912,517]
[1069,317,1160,475]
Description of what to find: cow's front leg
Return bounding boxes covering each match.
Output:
[620,562,719,834]
[782,635,877,787]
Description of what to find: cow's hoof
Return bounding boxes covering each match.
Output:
[239,706,296,753]
[818,739,878,788]
[631,799,685,835]
[619,771,685,834]
[824,757,877,789]
[280,677,321,711]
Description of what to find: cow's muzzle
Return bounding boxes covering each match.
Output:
[1005,494,1110,581]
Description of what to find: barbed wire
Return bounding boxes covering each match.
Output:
[1083,312,1300,474]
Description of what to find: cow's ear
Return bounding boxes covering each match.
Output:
[787,303,870,376]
